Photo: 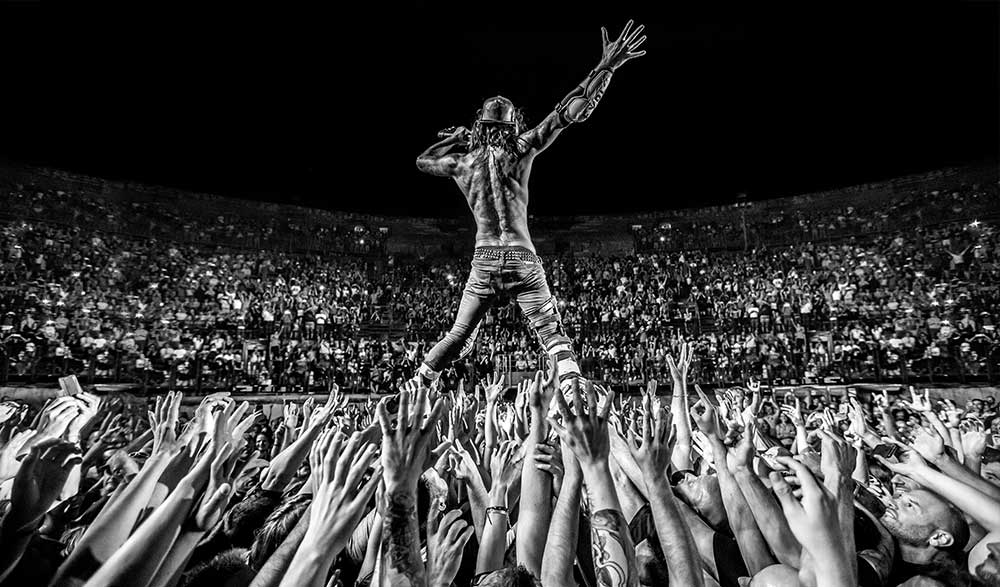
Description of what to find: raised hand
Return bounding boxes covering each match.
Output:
[310,384,347,428]
[514,379,530,438]
[742,381,762,425]
[600,19,647,70]
[497,405,517,442]
[645,378,658,398]
[222,400,255,450]
[491,439,522,495]
[769,458,854,585]
[529,361,558,415]
[307,426,380,552]
[301,396,316,427]
[378,384,445,586]
[33,396,80,442]
[193,392,230,437]
[727,419,756,471]
[0,429,37,483]
[148,391,184,457]
[482,372,505,405]
[873,441,930,479]
[427,508,474,587]
[941,399,963,429]
[910,426,945,462]
[283,402,300,431]
[192,443,236,531]
[818,408,839,434]
[376,385,444,491]
[781,397,804,427]
[721,391,740,427]
[626,392,674,480]
[65,392,101,443]
[846,398,870,439]
[7,438,81,529]
[0,401,19,425]
[690,385,723,440]
[532,442,563,494]
[817,429,856,489]
[961,423,987,459]
[548,379,614,470]
[449,441,480,481]
[666,340,693,392]
[904,386,932,413]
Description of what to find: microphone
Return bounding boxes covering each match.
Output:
[437,126,462,138]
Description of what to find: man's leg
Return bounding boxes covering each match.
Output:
[417,262,495,383]
[513,264,582,388]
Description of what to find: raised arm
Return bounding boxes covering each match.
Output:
[51,392,186,587]
[415,128,467,177]
[516,367,557,576]
[476,440,518,574]
[0,440,80,583]
[550,380,638,587]
[710,426,776,576]
[522,19,647,154]
[280,428,380,587]
[730,451,803,568]
[667,346,695,471]
[377,383,445,587]
[628,393,704,587]
[541,440,584,587]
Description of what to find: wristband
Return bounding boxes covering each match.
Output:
[485,506,509,527]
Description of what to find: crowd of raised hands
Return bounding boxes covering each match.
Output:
[0,343,999,586]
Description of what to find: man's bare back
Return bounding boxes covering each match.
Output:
[452,144,535,251]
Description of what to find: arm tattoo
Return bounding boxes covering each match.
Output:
[556,67,615,125]
[381,491,426,587]
[590,509,638,587]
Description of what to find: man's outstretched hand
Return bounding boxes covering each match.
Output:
[600,19,647,70]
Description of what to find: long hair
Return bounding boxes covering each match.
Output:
[468,107,529,154]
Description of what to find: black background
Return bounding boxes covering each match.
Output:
[1,3,997,217]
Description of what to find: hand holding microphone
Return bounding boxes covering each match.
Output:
[437,126,469,142]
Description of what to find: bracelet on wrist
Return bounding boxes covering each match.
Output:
[485,506,509,527]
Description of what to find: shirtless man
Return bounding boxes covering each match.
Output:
[413,20,647,388]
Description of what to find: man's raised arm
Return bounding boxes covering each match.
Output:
[523,19,646,154]
[415,127,467,177]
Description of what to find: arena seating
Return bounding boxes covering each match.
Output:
[2,164,998,393]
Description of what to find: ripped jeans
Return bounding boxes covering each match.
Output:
[419,247,581,384]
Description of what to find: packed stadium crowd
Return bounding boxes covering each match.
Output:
[0,352,999,586]
[2,178,999,392]
[2,183,388,255]
[633,177,997,253]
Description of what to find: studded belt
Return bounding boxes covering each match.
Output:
[472,247,542,263]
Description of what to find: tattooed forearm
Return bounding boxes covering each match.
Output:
[381,490,426,587]
[590,509,638,587]
[556,67,615,125]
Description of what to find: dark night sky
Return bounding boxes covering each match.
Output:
[1,3,997,218]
